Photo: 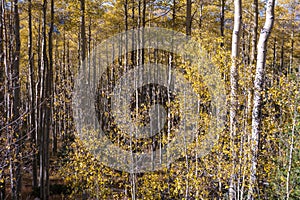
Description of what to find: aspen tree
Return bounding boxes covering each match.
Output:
[248,0,275,199]
[229,0,242,199]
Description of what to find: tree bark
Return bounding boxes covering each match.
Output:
[248,0,275,199]
[12,0,21,199]
[229,0,242,199]
[220,0,225,46]
[27,0,38,189]
[39,0,50,199]
[186,0,192,36]
[0,0,5,197]
[124,0,128,68]
[80,0,86,69]
[141,0,146,65]
[49,0,54,155]
[286,2,296,199]
[286,108,297,200]
[250,0,258,66]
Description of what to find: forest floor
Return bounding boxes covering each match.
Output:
[5,155,67,200]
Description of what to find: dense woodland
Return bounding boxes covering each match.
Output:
[0,0,299,199]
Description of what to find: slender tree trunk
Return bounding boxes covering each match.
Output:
[220,0,225,46]
[27,0,38,189]
[289,19,294,75]
[184,1,192,197]
[272,37,276,85]
[53,39,59,155]
[137,0,141,66]
[280,38,284,76]
[88,17,91,56]
[198,0,203,39]
[49,0,54,155]
[229,0,242,199]
[36,10,42,169]
[80,0,86,68]
[131,0,135,66]
[186,0,192,36]
[250,0,258,66]
[244,2,258,193]
[286,108,297,199]
[12,0,21,199]
[0,0,5,197]
[124,0,128,68]
[4,3,13,199]
[286,3,296,199]
[141,0,146,65]
[130,3,136,199]
[248,0,275,199]
[40,0,50,199]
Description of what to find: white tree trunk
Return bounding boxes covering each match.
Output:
[248,0,275,199]
[286,111,297,200]
[229,0,242,199]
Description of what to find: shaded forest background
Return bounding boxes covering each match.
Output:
[0,0,299,199]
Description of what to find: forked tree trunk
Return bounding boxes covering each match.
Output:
[248,0,275,199]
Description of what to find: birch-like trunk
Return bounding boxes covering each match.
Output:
[286,5,296,198]
[229,0,242,199]
[248,0,275,199]
[286,109,297,200]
